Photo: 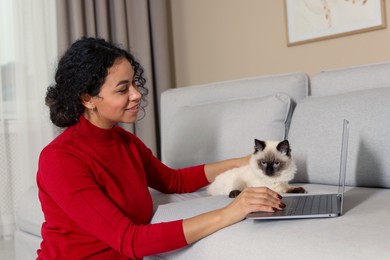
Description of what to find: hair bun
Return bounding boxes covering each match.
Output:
[45,85,81,127]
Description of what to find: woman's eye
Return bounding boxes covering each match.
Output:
[119,87,129,94]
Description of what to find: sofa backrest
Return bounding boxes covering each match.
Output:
[288,62,390,188]
[160,73,309,168]
[310,61,390,96]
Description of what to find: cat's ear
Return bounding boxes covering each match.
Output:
[277,140,291,157]
[254,139,266,154]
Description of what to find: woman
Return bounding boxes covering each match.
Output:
[37,37,284,259]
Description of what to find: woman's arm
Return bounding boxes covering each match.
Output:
[204,154,251,183]
[182,186,283,244]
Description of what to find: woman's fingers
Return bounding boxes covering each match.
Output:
[238,187,283,212]
[223,186,284,222]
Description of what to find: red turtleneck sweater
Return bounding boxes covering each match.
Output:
[36,116,208,259]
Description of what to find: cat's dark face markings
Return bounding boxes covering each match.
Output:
[254,139,266,153]
[253,139,292,177]
[276,140,291,157]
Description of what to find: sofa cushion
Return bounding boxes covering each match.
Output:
[160,73,309,165]
[164,93,292,168]
[147,185,390,260]
[15,186,43,236]
[288,87,390,188]
[311,61,390,97]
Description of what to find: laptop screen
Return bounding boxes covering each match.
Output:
[338,119,350,215]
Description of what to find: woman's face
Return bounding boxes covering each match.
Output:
[86,58,142,129]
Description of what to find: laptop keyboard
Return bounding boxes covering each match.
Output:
[284,194,338,216]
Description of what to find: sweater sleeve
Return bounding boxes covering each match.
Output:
[37,145,189,259]
[129,135,209,193]
[147,157,209,193]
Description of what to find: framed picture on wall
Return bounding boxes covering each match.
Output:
[285,0,386,46]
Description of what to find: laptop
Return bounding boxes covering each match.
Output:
[247,119,349,220]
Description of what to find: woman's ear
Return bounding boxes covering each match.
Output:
[81,94,95,109]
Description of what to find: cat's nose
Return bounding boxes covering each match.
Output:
[265,167,274,176]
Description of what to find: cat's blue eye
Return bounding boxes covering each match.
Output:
[274,161,280,167]
[261,161,267,167]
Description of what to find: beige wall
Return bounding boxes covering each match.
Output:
[170,0,390,87]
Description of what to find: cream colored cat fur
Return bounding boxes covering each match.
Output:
[207,139,306,196]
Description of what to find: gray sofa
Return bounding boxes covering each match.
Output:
[15,61,390,259]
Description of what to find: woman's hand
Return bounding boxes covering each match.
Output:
[220,187,283,223]
[182,187,283,244]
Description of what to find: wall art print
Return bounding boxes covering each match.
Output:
[285,0,386,46]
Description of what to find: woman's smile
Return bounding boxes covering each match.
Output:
[126,104,140,113]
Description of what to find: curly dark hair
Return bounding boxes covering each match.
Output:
[45,37,148,127]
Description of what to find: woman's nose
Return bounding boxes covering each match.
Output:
[129,85,141,101]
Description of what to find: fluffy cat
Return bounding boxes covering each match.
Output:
[207,139,306,198]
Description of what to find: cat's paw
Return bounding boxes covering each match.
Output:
[286,187,306,193]
[229,190,242,198]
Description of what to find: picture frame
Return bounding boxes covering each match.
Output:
[284,0,386,46]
